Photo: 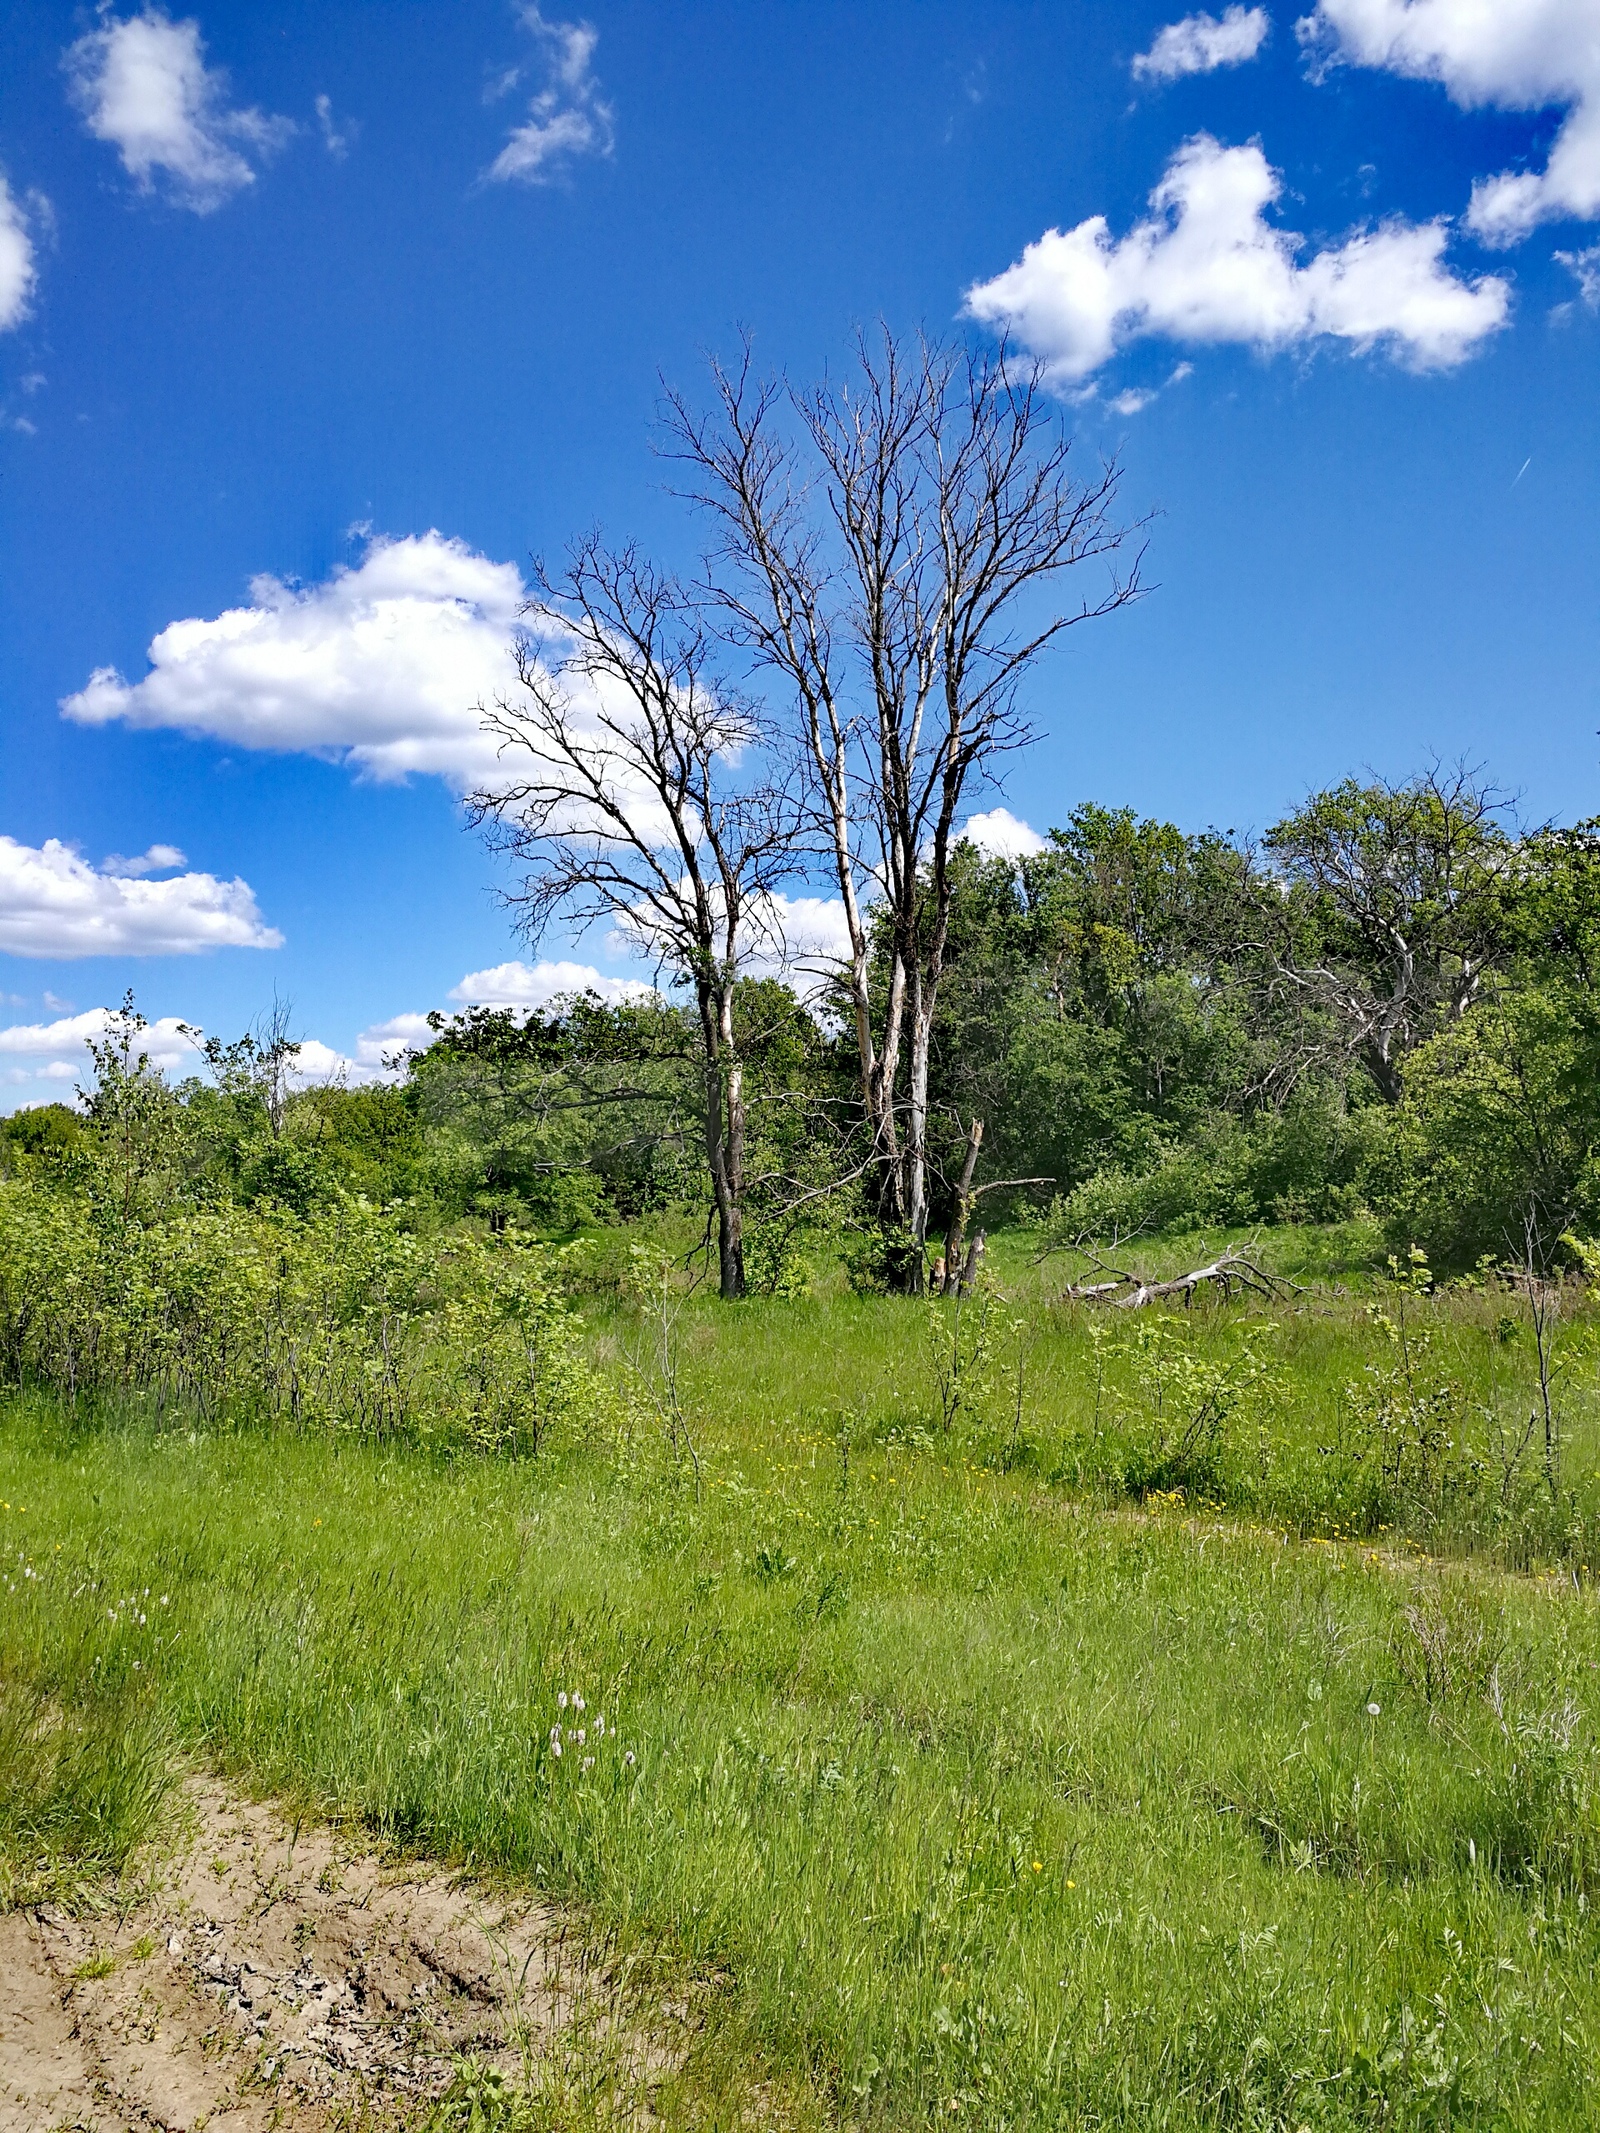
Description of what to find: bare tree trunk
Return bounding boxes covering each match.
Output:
[941,1117,984,1294]
[871,943,908,1223]
[702,1069,744,1299]
[901,855,955,1263]
[710,983,747,1301]
[904,974,932,1263]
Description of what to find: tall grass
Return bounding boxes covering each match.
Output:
[5,1301,1600,2128]
[0,1548,174,1905]
[582,1227,1600,1575]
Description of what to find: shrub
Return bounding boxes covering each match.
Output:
[0,1181,608,1454]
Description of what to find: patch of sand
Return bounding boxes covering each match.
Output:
[0,1774,643,2132]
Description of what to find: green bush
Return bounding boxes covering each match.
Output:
[0,1180,609,1454]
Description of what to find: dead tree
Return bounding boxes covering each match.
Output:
[936,1116,1051,1293]
[468,538,794,1300]
[940,1118,985,1292]
[666,329,1143,1285]
[1057,1242,1299,1310]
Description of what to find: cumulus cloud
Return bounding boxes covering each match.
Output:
[263,1015,436,1089]
[450,958,655,1009]
[961,808,1048,858]
[1134,6,1271,81]
[742,894,857,987]
[0,1008,198,1088]
[101,842,187,877]
[0,836,281,959]
[487,6,614,184]
[1299,0,1600,244]
[0,178,38,333]
[65,9,293,213]
[0,1005,437,1108]
[61,533,528,787]
[965,133,1510,382]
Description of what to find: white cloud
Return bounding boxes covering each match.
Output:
[101,842,187,878]
[314,93,351,159]
[487,6,614,183]
[599,883,859,995]
[61,533,528,787]
[741,894,857,986]
[961,808,1048,858]
[65,9,293,213]
[0,1008,198,1079]
[354,1012,434,1066]
[0,178,37,333]
[965,133,1510,381]
[0,836,281,959]
[0,1005,432,1109]
[1556,240,1600,302]
[1299,0,1600,244]
[450,958,655,1009]
[1106,386,1158,414]
[283,1036,365,1086]
[1134,6,1271,81]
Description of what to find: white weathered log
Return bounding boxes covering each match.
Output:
[1061,1243,1294,1309]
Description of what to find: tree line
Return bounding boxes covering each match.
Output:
[5,757,1599,1291]
[5,331,1596,1292]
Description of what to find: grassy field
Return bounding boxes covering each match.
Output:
[6,1230,1600,2127]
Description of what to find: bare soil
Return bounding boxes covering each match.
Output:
[0,1774,643,2132]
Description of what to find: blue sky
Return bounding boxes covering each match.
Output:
[0,0,1596,1101]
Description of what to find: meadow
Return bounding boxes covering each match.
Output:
[6,1225,1600,2128]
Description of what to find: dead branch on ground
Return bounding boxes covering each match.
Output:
[1058,1241,1303,1310]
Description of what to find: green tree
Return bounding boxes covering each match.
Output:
[1262,768,1519,1104]
[83,994,188,1224]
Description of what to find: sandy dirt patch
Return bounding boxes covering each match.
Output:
[0,1774,652,2132]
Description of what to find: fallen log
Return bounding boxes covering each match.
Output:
[1060,1243,1298,1309]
